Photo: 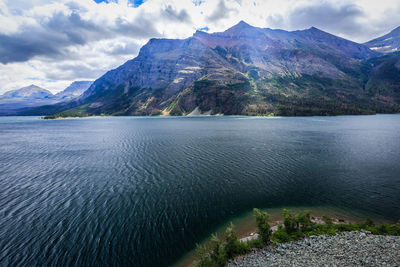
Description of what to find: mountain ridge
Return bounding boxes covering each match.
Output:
[0,81,92,115]
[365,26,400,54]
[21,21,400,117]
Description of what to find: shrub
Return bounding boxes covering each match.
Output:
[362,218,375,227]
[193,222,253,267]
[253,208,272,244]
[283,209,315,233]
[224,222,243,258]
[358,219,400,236]
[322,215,333,227]
[335,223,362,232]
[283,209,297,234]
[237,241,251,255]
[209,234,226,266]
[272,225,291,243]
[363,223,400,235]
[192,235,226,267]
[247,237,265,249]
[296,210,313,232]
[193,243,213,267]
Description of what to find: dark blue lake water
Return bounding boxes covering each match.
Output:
[0,115,399,266]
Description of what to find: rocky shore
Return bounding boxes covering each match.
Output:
[228,231,400,266]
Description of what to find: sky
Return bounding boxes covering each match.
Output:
[1,0,400,94]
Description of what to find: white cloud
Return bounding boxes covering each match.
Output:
[0,0,400,94]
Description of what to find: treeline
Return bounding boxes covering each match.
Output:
[191,209,400,267]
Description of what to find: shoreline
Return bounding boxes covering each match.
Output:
[174,206,393,267]
[40,115,110,120]
[36,113,400,120]
[239,215,351,243]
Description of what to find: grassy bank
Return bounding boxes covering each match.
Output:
[174,206,391,267]
[183,208,399,267]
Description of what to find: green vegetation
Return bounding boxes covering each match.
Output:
[224,222,250,258]
[177,77,253,115]
[42,115,58,119]
[253,208,272,244]
[191,209,274,266]
[272,209,400,243]
[254,73,400,116]
[192,223,250,267]
[191,209,400,267]
[42,104,91,119]
[194,234,226,267]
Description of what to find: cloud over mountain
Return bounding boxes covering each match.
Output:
[1,0,400,94]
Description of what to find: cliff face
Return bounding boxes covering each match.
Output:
[29,22,400,117]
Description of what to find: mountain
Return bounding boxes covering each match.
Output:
[365,26,400,54]
[362,52,400,100]
[0,81,93,115]
[1,84,54,100]
[25,22,400,117]
[0,85,58,115]
[55,81,93,101]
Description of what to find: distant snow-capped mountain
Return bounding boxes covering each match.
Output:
[1,85,54,100]
[0,81,92,115]
[55,81,92,101]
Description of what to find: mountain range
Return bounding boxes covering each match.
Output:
[19,21,400,117]
[0,81,92,115]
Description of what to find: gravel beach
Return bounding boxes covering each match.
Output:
[228,231,400,266]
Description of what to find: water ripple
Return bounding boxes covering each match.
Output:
[0,116,399,266]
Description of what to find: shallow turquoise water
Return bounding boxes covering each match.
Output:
[0,115,399,266]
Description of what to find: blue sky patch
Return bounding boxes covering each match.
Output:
[199,26,209,31]
[192,0,204,6]
[93,0,145,8]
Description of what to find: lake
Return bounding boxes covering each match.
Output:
[0,115,399,266]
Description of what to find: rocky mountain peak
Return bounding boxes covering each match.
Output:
[222,20,262,36]
[308,26,321,31]
[234,20,252,28]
